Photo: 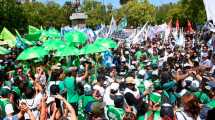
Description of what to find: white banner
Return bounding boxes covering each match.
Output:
[203,0,215,23]
[132,22,148,44]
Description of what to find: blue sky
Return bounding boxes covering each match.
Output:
[42,0,178,8]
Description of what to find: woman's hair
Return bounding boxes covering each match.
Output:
[181,93,200,119]
[24,87,35,99]
[50,69,63,81]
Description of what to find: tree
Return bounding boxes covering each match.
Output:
[120,0,134,5]
[117,0,155,27]
[22,1,70,29]
[82,0,110,28]
[0,0,27,33]
[156,0,207,27]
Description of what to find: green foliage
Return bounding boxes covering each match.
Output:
[156,0,207,26]
[0,0,71,33]
[82,0,112,28]
[0,0,27,33]
[120,0,134,5]
[117,0,156,27]
[22,1,70,29]
[0,0,208,32]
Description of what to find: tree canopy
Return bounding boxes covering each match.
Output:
[0,0,207,32]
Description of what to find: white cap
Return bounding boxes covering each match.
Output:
[191,80,200,88]
[130,65,136,70]
[5,104,14,115]
[110,82,119,91]
[84,84,92,92]
[121,56,126,62]
[125,51,129,54]
[111,64,116,67]
[210,28,215,33]
[80,57,86,62]
[138,70,146,76]
[152,70,158,76]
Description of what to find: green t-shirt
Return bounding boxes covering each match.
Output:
[135,51,143,60]
[140,62,146,69]
[145,110,160,120]
[138,81,145,94]
[78,95,96,120]
[80,95,96,108]
[0,98,10,117]
[151,55,159,65]
[107,105,125,120]
[138,115,145,120]
[207,99,215,109]
[194,91,210,104]
[64,77,79,103]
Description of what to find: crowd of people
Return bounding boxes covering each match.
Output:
[0,26,215,120]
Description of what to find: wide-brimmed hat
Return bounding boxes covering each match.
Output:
[126,77,136,84]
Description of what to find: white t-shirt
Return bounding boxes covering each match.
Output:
[200,59,212,68]
[124,88,140,99]
[103,86,114,106]
[175,111,201,120]
[23,92,43,120]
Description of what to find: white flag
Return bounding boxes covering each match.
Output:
[175,29,185,47]
[203,0,215,23]
[132,22,148,44]
[107,16,117,37]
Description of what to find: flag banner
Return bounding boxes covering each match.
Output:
[15,30,27,49]
[1,27,16,47]
[61,26,74,36]
[28,25,40,34]
[187,20,194,33]
[81,28,96,43]
[117,17,128,31]
[107,16,117,37]
[203,0,215,24]
[164,19,172,42]
[147,23,168,39]
[132,22,148,44]
[175,29,185,47]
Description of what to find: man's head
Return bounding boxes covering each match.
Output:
[126,77,136,90]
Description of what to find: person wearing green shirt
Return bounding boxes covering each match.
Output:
[78,84,97,120]
[63,76,79,103]
[0,87,11,118]
[107,95,125,120]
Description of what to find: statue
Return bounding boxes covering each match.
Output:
[71,0,81,12]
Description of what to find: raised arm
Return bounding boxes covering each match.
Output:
[55,95,77,120]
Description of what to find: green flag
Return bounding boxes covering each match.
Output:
[28,25,40,34]
[117,17,127,31]
[15,30,35,46]
[1,27,16,47]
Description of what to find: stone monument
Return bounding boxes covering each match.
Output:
[69,0,88,28]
